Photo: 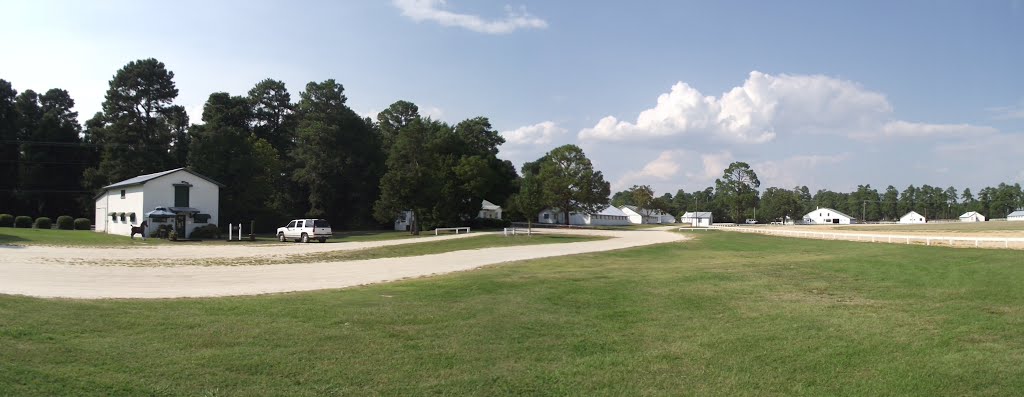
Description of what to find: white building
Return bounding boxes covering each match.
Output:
[802,207,854,225]
[959,211,986,222]
[899,211,927,224]
[478,200,502,220]
[537,206,631,226]
[620,205,661,224]
[94,168,222,238]
[680,211,713,227]
[660,213,677,224]
[1008,210,1024,222]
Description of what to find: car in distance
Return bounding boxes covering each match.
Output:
[277,219,332,243]
[745,219,758,224]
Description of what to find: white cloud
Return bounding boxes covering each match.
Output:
[421,105,444,120]
[613,150,684,190]
[578,71,997,144]
[501,121,566,145]
[692,151,734,182]
[988,102,1024,120]
[754,154,850,188]
[876,121,998,138]
[393,0,548,34]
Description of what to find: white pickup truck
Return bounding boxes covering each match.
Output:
[277,219,332,243]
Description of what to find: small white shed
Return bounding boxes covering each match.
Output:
[803,207,853,225]
[680,211,713,227]
[1008,210,1024,222]
[959,211,986,222]
[478,200,503,220]
[899,211,926,224]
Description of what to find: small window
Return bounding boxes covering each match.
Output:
[111,213,117,221]
[120,190,126,199]
[129,213,136,223]
[296,220,305,228]
[543,213,550,219]
[314,219,330,228]
[286,221,296,228]
[119,213,126,222]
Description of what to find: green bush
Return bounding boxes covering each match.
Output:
[57,215,75,230]
[188,224,221,239]
[0,213,13,227]
[14,216,32,228]
[33,217,53,229]
[74,218,92,230]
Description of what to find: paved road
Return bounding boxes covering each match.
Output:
[0,227,686,299]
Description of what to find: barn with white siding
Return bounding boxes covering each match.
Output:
[94,168,222,238]
[1008,210,1024,221]
[959,211,986,222]
[899,211,926,224]
[802,207,854,225]
[537,206,631,226]
[680,212,713,227]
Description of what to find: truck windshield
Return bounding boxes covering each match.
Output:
[314,220,331,228]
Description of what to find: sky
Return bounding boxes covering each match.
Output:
[2,0,1023,196]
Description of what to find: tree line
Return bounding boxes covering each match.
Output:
[613,162,1024,224]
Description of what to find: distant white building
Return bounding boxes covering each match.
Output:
[680,211,713,227]
[94,168,222,238]
[619,205,661,224]
[959,211,986,222]
[803,207,854,225]
[899,211,926,224]
[1008,210,1024,222]
[660,213,677,224]
[537,206,631,226]
[478,200,502,220]
[394,210,415,231]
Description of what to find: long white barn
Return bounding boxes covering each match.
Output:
[94,168,222,238]
[538,206,631,226]
[803,207,854,225]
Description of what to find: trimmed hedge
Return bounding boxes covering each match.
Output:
[189,224,221,239]
[74,218,92,230]
[57,215,75,230]
[33,217,53,229]
[0,213,13,227]
[14,216,32,228]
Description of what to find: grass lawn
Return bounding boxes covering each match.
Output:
[3,232,1024,395]
[0,228,424,247]
[836,221,1024,234]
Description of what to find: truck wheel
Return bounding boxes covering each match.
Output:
[301,233,309,243]
[278,233,286,242]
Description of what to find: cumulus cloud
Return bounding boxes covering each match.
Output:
[578,71,995,144]
[988,102,1024,120]
[614,150,685,190]
[393,0,547,34]
[754,154,850,188]
[501,121,566,145]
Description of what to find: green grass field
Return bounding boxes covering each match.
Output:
[0,228,424,247]
[837,221,1024,234]
[3,232,1024,395]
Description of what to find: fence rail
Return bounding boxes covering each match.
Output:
[705,226,1024,250]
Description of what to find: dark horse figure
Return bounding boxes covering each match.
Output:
[130,221,148,240]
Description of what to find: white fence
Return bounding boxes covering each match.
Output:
[704,226,1024,250]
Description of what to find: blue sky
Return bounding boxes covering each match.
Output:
[3,0,1022,196]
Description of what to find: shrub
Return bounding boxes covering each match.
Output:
[57,215,75,230]
[14,216,32,228]
[0,214,13,227]
[189,224,220,239]
[33,217,53,229]
[74,218,92,230]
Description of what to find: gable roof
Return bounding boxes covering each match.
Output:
[1008,210,1024,218]
[481,199,501,210]
[959,211,981,218]
[901,211,925,219]
[597,206,628,217]
[805,207,854,220]
[682,211,713,218]
[102,168,225,190]
[622,205,665,216]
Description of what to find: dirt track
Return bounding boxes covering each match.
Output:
[0,227,687,299]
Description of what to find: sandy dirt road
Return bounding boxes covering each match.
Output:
[0,227,686,299]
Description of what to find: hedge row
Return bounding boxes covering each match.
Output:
[0,213,92,229]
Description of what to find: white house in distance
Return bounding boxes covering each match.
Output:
[94,168,222,238]
[680,211,713,227]
[959,211,986,222]
[802,207,854,225]
[899,211,926,224]
[537,206,631,226]
[478,200,502,220]
[1008,210,1024,221]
